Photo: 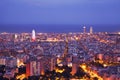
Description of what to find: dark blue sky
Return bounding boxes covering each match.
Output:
[0,0,120,24]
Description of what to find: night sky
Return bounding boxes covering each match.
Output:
[0,0,120,32]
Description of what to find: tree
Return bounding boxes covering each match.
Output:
[93,77,98,80]
[75,67,86,78]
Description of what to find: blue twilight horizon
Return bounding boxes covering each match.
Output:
[1,0,120,25]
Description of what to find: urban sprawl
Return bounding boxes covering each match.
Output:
[0,27,120,80]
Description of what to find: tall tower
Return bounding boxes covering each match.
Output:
[83,26,86,34]
[90,26,93,34]
[32,29,36,41]
[14,34,18,39]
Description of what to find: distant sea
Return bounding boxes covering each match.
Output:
[0,24,120,33]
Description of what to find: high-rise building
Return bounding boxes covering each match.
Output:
[50,57,57,71]
[83,26,86,33]
[26,61,41,77]
[71,54,78,75]
[26,63,30,77]
[32,29,36,41]
[15,34,18,39]
[90,26,93,34]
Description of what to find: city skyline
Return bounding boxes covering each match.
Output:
[0,1,120,80]
[0,24,120,33]
[0,30,119,80]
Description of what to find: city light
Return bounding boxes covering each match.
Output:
[103,64,107,67]
[32,29,36,41]
[55,69,65,73]
[0,29,120,80]
[17,59,24,67]
[0,0,120,79]
[118,32,120,34]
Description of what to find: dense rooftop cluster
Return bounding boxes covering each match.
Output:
[0,32,120,80]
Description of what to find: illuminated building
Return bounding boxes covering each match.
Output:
[83,26,86,33]
[71,63,77,75]
[68,62,72,67]
[71,54,78,75]
[15,34,18,39]
[90,26,93,34]
[32,29,36,41]
[118,32,120,35]
[42,56,57,72]
[50,58,56,71]
[30,61,40,76]
[26,61,41,77]
[26,63,30,77]
[0,58,6,65]
[97,53,103,60]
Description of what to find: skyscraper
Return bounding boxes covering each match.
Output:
[90,26,93,34]
[26,61,41,77]
[83,26,86,33]
[32,29,36,41]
